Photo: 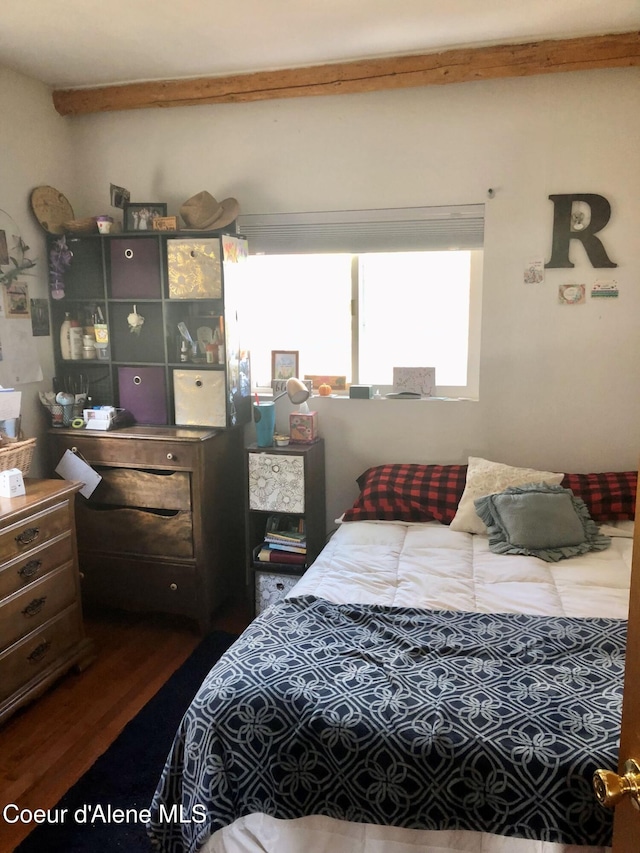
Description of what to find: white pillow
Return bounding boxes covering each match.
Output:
[449,456,564,535]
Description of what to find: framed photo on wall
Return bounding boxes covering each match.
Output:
[123,202,168,232]
[271,350,299,382]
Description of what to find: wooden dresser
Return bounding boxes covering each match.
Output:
[48,425,245,632]
[0,479,94,725]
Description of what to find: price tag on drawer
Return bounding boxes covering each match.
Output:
[55,449,102,498]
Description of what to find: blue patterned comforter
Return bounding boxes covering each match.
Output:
[147,595,625,853]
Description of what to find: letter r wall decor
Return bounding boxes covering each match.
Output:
[545,193,618,269]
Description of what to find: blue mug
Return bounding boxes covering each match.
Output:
[254,402,275,447]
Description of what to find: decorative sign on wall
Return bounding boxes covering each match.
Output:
[591,280,619,299]
[558,284,586,305]
[545,194,617,269]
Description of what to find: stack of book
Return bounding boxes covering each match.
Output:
[255,516,307,567]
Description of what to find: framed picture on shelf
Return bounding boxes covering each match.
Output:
[271,350,299,382]
[123,202,168,232]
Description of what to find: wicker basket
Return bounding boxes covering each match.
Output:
[0,437,37,475]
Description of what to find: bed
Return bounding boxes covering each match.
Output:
[147,457,637,853]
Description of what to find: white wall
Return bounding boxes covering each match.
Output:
[0,66,76,475]
[5,67,640,524]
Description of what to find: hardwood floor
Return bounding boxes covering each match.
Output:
[0,602,251,852]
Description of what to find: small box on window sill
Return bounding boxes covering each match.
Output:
[289,411,318,444]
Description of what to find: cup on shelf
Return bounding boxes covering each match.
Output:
[253,402,275,447]
[96,216,113,234]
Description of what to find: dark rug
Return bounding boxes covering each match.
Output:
[15,630,237,853]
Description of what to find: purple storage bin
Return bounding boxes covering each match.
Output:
[110,238,161,298]
[117,366,168,424]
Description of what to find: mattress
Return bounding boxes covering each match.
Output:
[291,519,633,619]
[163,520,633,853]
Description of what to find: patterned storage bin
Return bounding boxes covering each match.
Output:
[254,570,301,615]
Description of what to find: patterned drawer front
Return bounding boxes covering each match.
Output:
[1,564,77,649]
[248,453,305,513]
[76,503,193,558]
[173,369,226,427]
[0,535,73,600]
[109,237,161,298]
[0,503,71,565]
[167,238,222,299]
[255,571,300,614]
[0,604,82,703]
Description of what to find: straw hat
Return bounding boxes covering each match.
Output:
[180,191,240,231]
[30,186,74,234]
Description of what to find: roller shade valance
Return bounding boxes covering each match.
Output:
[236,204,485,254]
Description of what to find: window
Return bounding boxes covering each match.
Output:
[238,206,484,398]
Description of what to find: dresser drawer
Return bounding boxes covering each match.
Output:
[51,433,197,471]
[88,468,191,510]
[1,563,77,649]
[0,604,83,703]
[0,534,73,600]
[80,554,199,616]
[76,503,193,557]
[0,502,71,565]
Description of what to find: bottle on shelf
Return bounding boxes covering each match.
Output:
[69,318,83,360]
[60,312,72,360]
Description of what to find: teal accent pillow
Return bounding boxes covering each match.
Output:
[474,482,611,562]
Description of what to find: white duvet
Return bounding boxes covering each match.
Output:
[202,520,634,853]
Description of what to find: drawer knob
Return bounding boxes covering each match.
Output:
[22,596,47,618]
[16,527,40,547]
[27,640,51,664]
[166,452,174,460]
[124,248,134,260]
[169,582,178,591]
[17,559,42,580]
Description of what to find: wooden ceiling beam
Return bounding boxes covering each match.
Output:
[53,31,640,116]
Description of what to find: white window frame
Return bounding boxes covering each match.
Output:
[237,206,484,400]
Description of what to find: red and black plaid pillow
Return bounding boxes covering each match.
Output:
[342,463,468,525]
[561,471,637,521]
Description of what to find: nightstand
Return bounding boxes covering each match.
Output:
[246,440,326,615]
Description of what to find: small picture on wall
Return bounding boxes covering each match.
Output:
[3,281,30,318]
[558,284,586,305]
[123,203,168,232]
[272,350,299,381]
[524,258,544,284]
[110,183,131,209]
[30,298,50,336]
[591,280,619,299]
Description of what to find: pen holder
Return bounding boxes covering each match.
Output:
[253,402,275,447]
